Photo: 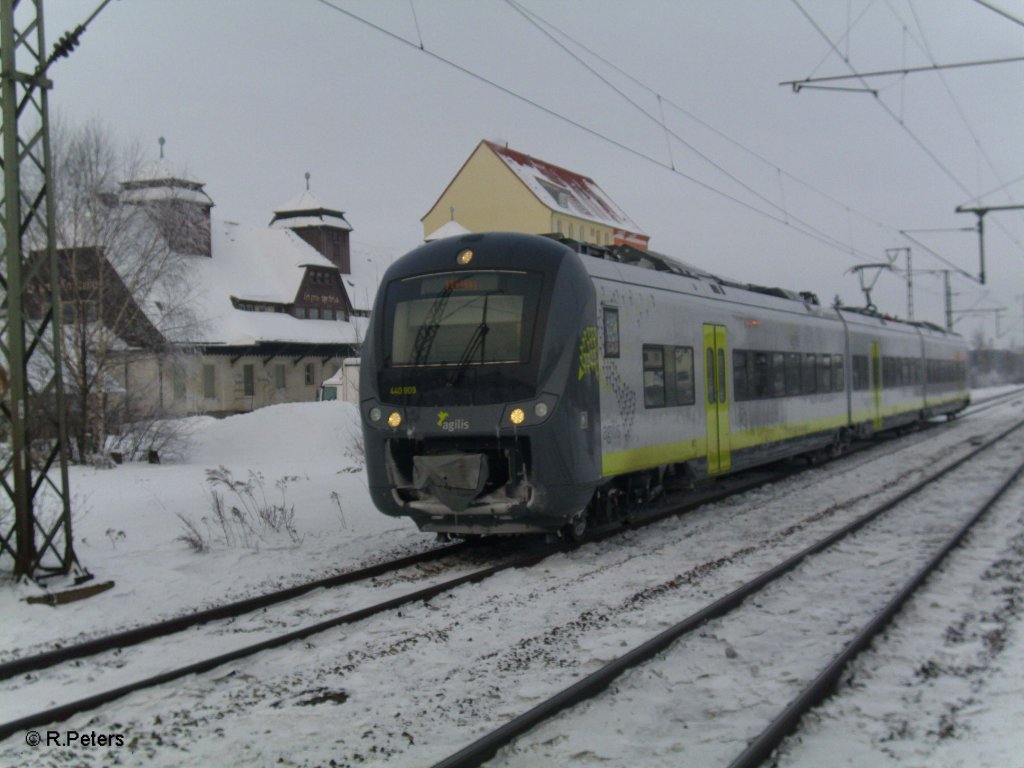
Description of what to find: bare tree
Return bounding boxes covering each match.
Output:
[26,120,204,461]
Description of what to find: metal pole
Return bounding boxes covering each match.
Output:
[0,0,78,579]
[977,212,986,286]
[944,271,953,331]
[906,249,913,321]
[1,0,36,575]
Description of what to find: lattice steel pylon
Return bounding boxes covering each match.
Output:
[1,0,79,579]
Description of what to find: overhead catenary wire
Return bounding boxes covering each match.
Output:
[901,0,1023,243]
[789,0,1023,322]
[973,0,1024,29]
[503,0,972,306]
[793,0,1024,256]
[506,0,914,255]
[313,0,1001,321]
[310,0,887,266]
[503,0,873,263]
[790,0,978,201]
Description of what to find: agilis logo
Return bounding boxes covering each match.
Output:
[436,410,469,431]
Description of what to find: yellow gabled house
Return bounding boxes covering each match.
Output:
[422,140,649,251]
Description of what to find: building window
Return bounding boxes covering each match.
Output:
[243,364,254,397]
[172,366,186,400]
[274,363,286,390]
[304,362,315,386]
[294,306,307,318]
[202,364,216,399]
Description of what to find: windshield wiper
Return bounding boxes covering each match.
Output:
[410,285,453,365]
[450,291,500,385]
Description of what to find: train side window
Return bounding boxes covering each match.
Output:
[673,346,695,405]
[643,345,666,408]
[852,355,869,390]
[833,354,845,392]
[771,353,785,397]
[883,357,895,388]
[751,352,769,399]
[733,350,748,400]
[602,307,620,358]
[803,353,817,394]
[818,354,832,392]
[784,352,801,396]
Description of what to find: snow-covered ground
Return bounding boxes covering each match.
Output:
[1,387,1022,767]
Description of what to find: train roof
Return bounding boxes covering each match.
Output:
[546,235,963,341]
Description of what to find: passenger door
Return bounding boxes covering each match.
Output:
[703,324,731,474]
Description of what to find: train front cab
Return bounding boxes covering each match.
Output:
[359,233,603,535]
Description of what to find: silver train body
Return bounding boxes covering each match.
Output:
[360,233,969,535]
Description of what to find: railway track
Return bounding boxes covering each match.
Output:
[1,395,1018,754]
[9,387,1017,683]
[431,416,1024,768]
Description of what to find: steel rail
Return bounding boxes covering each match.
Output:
[0,466,786,684]
[0,456,823,742]
[0,545,564,743]
[728,456,1024,768]
[6,387,1006,682]
[961,385,1024,416]
[0,541,470,681]
[2,403,1016,744]
[430,417,1024,768]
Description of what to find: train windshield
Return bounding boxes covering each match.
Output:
[386,271,542,367]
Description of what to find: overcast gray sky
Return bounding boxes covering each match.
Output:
[42,0,1024,347]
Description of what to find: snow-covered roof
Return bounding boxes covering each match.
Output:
[484,141,645,235]
[120,158,214,208]
[270,189,352,231]
[171,221,352,346]
[425,220,472,241]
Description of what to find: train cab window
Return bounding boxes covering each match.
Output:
[833,354,845,392]
[602,307,620,358]
[386,270,542,367]
[784,353,802,395]
[673,346,696,405]
[643,345,666,408]
[803,354,817,394]
[733,351,749,400]
[818,354,832,392]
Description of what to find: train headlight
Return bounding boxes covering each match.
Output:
[386,411,402,428]
[509,407,526,425]
[369,407,382,423]
[457,249,474,265]
[533,402,549,418]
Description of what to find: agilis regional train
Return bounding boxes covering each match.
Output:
[359,233,969,537]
